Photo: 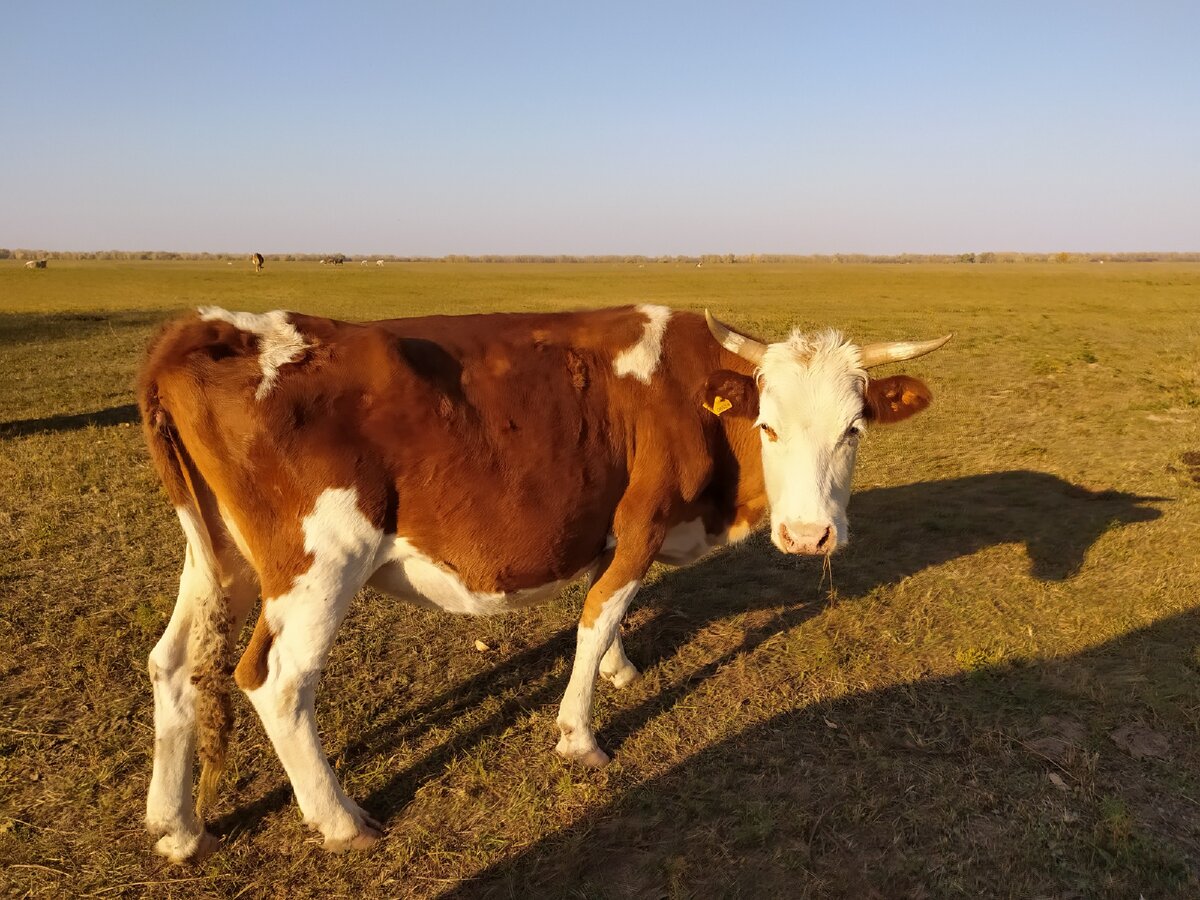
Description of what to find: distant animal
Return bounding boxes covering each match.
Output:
[376,259,385,266]
[25,259,47,269]
[361,259,368,266]
[137,304,949,861]
[250,253,264,273]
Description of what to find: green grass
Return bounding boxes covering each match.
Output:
[2,259,1199,898]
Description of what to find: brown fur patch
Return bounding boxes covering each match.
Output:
[234,614,274,692]
[139,307,773,629]
[864,375,933,424]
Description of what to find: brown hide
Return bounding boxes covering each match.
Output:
[139,307,767,602]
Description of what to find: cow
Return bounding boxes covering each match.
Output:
[25,259,47,269]
[137,304,949,861]
[250,253,264,273]
[376,259,385,266]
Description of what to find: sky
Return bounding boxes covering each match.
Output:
[2,1,1197,255]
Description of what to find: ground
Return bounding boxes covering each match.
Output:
[1,260,1199,898]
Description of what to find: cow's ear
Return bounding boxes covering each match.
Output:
[701,370,758,420]
[864,375,932,424]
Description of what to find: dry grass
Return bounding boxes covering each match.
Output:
[2,259,1199,898]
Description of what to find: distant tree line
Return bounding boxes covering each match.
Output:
[2,248,1198,264]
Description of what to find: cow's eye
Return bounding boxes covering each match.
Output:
[845,424,862,440]
[759,423,778,442]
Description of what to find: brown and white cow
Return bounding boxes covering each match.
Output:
[137,304,948,861]
[250,252,264,273]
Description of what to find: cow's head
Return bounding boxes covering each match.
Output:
[704,311,950,556]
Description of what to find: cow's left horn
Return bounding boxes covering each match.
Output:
[705,310,767,366]
[858,333,953,369]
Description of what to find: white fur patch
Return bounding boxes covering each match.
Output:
[756,329,867,550]
[556,579,641,760]
[198,307,308,400]
[368,536,589,615]
[656,517,721,565]
[613,305,672,384]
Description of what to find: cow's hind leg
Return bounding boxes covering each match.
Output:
[146,537,256,862]
[235,491,382,852]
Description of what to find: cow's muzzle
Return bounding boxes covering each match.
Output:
[777,522,837,556]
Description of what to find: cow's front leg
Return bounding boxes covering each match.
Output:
[556,485,666,766]
[556,578,643,766]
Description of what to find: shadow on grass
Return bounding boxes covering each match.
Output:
[448,607,1200,899]
[0,309,169,348]
[215,470,1169,885]
[0,403,139,438]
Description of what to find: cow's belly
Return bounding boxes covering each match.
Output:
[367,536,596,615]
[654,517,728,566]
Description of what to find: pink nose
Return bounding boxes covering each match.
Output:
[779,522,835,555]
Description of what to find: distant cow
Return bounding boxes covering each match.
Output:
[138,303,949,861]
[25,259,47,269]
[376,259,385,266]
[250,253,264,273]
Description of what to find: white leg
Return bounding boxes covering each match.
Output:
[556,580,641,766]
[146,532,255,863]
[244,571,380,850]
[145,545,214,862]
[242,488,382,851]
[599,631,640,689]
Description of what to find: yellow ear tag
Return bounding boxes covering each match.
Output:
[703,395,733,417]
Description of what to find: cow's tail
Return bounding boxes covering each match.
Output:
[138,348,235,824]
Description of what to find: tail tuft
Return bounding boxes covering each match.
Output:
[190,594,235,822]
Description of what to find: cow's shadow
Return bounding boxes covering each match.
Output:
[214,470,1165,835]
[450,606,1200,898]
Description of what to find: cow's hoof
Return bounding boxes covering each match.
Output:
[323,822,382,853]
[556,736,611,768]
[153,828,217,864]
[602,664,640,689]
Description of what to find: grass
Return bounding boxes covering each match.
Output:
[2,259,1199,898]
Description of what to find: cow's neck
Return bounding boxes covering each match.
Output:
[712,352,769,540]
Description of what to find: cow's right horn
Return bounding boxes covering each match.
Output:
[705,310,767,366]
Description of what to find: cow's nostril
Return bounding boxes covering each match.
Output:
[778,523,794,550]
[816,526,831,550]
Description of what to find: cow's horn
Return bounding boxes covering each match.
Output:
[858,333,953,369]
[705,310,767,366]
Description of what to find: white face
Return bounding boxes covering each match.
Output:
[754,330,867,555]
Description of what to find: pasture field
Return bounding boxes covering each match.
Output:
[2,259,1200,898]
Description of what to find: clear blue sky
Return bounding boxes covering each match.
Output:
[3,1,1197,255]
